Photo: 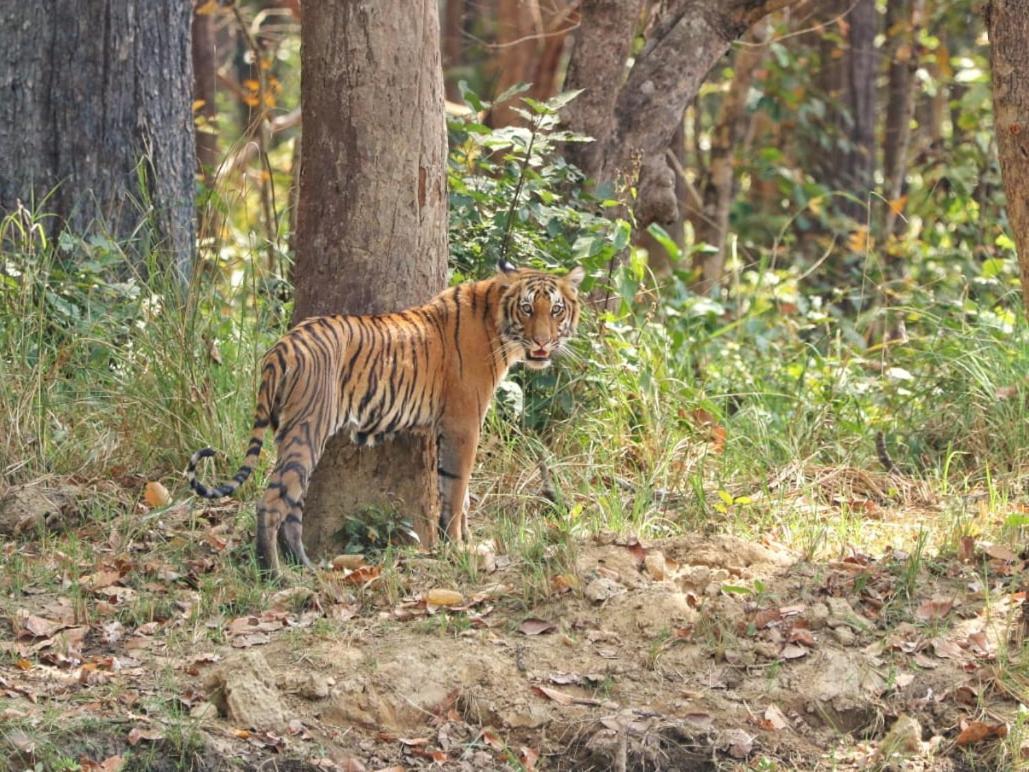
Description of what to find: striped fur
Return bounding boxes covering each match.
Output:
[187,264,584,577]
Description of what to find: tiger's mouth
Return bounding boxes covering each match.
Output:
[525,348,552,368]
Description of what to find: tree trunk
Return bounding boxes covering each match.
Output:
[292,0,449,554]
[0,0,196,274]
[487,0,537,126]
[562,0,801,242]
[814,0,878,221]
[488,0,574,127]
[193,4,221,184]
[882,0,923,239]
[691,21,771,294]
[989,0,1029,314]
[442,0,465,102]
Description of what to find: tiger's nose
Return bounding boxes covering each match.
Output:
[532,336,549,348]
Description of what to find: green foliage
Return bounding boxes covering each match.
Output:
[447,84,625,285]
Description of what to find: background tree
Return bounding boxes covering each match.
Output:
[0,0,195,273]
[291,0,449,554]
[561,0,801,245]
[988,0,1029,313]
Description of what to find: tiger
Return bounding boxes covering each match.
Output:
[187,261,584,577]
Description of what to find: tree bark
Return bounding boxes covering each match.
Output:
[562,0,801,241]
[882,0,923,239]
[562,0,643,177]
[193,4,221,184]
[442,0,465,102]
[691,21,771,294]
[0,0,196,274]
[488,0,574,127]
[814,0,878,221]
[989,0,1029,313]
[292,0,449,553]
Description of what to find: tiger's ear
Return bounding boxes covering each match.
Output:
[497,259,517,275]
[565,265,585,289]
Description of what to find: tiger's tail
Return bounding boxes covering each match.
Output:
[188,346,286,499]
[187,422,268,499]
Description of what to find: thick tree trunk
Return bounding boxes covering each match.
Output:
[989,0,1029,313]
[0,0,196,274]
[292,0,449,554]
[814,0,878,221]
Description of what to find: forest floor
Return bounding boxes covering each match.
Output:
[0,474,1026,771]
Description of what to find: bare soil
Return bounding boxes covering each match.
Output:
[0,481,1026,771]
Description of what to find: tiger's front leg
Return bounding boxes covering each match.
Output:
[437,424,480,543]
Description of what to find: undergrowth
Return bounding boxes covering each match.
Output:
[0,90,1026,564]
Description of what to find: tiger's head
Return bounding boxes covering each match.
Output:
[496,261,585,370]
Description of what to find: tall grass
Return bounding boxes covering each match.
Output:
[0,204,280,488]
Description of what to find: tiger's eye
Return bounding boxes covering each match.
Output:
[551,304,563,317]
[520,301,533,315]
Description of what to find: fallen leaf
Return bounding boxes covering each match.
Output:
[519,618,556,636]
[79,569,122,591]
[79,756,125,772]
[425,589,463,608]
[519,746,539,772]
[762,704,789,731]
[331,554,365,571]
[550,573,578,593]
[482,728,505,750]
[127,726,165,745]
[780,644,808,660]
[17,613,66,639]
[754,608,781,629]
[915,598,954,621]
[531,685,574,705]
[931,638,964,660]
[958,536,976,562]
[7,729,36,753]
[956,720,1007,746]
[981,543,1017,562]
[789,628,816,647]
[343,565,381,586]
[143,481,171,508]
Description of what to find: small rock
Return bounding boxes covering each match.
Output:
[189,701,218,721]
[584,576,625,603]
[205,651,289,731]
[644,552,669,581]
[833,626,857,646]
[299,672,333,700]
[878,714,922,759]
[806,602,830,630]
[826,597,858,628]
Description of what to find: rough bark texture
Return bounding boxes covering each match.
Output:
[989,0,1029,313]
[0,0,196,273]
[814,0,878,220]
[292,0,449,554]
[562,0,644,176]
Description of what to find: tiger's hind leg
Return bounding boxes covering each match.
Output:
[257,420,326,576]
